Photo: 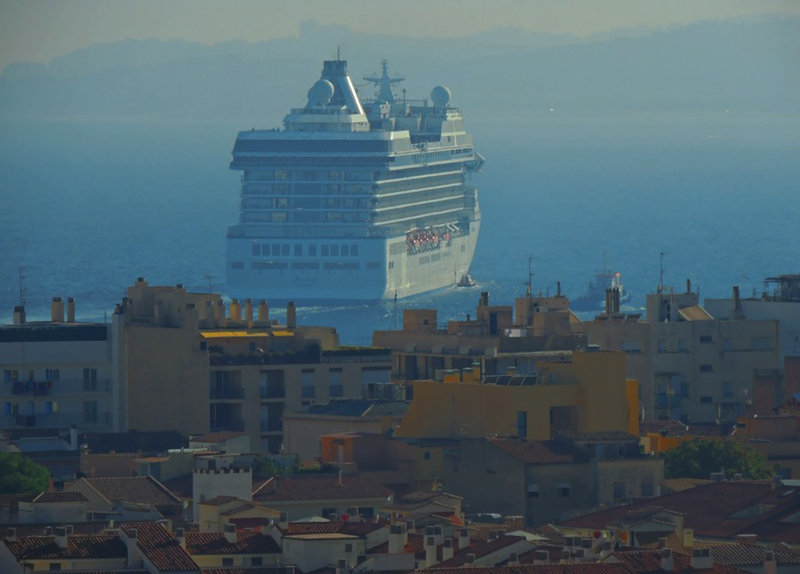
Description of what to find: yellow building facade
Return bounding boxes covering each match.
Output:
[396,350,636,440]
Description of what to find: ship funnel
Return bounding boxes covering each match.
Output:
[317,60,365,115]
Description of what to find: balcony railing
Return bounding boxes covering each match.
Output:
[7,411,111,429]
[6,379,111,396]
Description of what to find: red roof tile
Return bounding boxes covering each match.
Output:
[253,474,393,503]
[490,439,591,465]
[121,522,198,572]
[31,491,87,503]
[4,534,125,560]
[695,542,800,566]
[609,550,756,573]
[185,531,280,555]
[79,476,181,507]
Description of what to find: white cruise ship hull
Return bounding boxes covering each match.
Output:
[226,220,480,301]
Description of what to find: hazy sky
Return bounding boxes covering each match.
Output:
[2,0,799,71]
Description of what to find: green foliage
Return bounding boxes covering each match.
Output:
[252,456,280,479]
[0,453,51,494]
[662,439,773,480]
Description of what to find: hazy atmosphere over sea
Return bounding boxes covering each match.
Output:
[1,3,799,345]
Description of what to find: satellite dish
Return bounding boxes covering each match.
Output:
[307,79,334,107]
[430,85,451,108]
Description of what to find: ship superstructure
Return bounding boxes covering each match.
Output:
[226,59,483,301]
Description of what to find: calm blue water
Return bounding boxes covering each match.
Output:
[2,112,798,344]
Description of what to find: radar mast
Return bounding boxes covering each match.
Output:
[363,60,404,104]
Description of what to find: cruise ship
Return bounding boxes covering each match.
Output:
[226,59,484,301]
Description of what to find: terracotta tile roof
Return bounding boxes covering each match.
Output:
[80,476,181,507]
[694,542,800,566]
[191,431,248,444]
[436,534,531,567]
[5,522,114,537]
[413,565,631,574]
[121,522,198,572]
[283,520,386,537]
[490,439,591,465]
[185,531,280,555]
[252,474,393,503]
[66,571,149,574]
[202,569,292,574]
[4,534,125,560]
[659,478,713,493]
[558,431,639,442]
[30,491,88,503]
[608,550,755,573]
[558,481,800,543]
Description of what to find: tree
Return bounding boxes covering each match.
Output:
[662,439,773,480]
[0,453,50,494]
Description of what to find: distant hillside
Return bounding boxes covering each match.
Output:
[1,17,798,119]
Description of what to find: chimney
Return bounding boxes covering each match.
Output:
[763,550,777,574]
[733,285,741,311]
[66,297,75,322]
[54,526,68,549]
[605,288,613,314]
[223,522,237,544]
[425,535,436,566]
[388,524,406,554]
[613,287,621,313]
[691,547,713,569]
[230,299,241,321]
[6,527,15,542]
[70,425,78,450]
[124,528,141,568]
[457,528,469,549]
[405,519,416,534]
[258,299,269,322]
[13,306,25,325]
[286,302,297,329]
[442,538,454,561]
[508,551,520,566]
[466,553,476,564]
[216,299,226,328]
[686,278,692,294]
[682,528,694,548]
[557,281,562,296]
[51,297,64,322]
[660,548,673,571]
[245,298,253,326]
[175,527,185,549]
[279,511,288,529]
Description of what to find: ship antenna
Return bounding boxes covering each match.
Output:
[527,256,534,299]
[659,251,669,293]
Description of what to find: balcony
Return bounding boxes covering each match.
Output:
[655,394,682,409]
[6,379,111,396]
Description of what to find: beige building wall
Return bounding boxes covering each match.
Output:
[587,291,779,424]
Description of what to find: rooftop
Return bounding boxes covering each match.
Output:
[74,476,181,508]
[121,522,198,572]
[253,474,393,503]
[490,439,591,465]
[185,531,281,555]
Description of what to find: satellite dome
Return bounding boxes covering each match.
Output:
[307,79,335,106]
[430,85,451,108]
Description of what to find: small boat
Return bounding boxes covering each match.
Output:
[571,256,632,312]
[456,272,476,288]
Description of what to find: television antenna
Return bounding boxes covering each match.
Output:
[18,266,27,307]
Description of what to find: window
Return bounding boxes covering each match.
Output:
[723,338,733,351]
[308,244,317,256]
[252,243,260,256]
[424,451,431,460]
[331,244,339,257]
[281,244,290,256]
[613,481,627,501]
[321,244,330,257]
[558,483,571,498]
[527,484,540,498]
[341,244,349,256]
[657,340,666,353]
[700,364,713,373]
[48,564,62,571]
[3,402,11,415]
[301,369,315,399]
[272,244,280,256]
[222,557,234,566]
[679,339,688,352]
[251,557,263,566]
[517,411,527,438]
[294,244,302,256]
[322,507,337,519]
[231,261,244,269]
[4,370,19,382]
[351,244,359,256]
[345,543,353,552]
[83,368,98,391]
[699,335,713,343]
[329,369,343,398]
[620,340,642,354]
[723,382,733,398]
[387,261,394,269]
[46,369,60,381]
[680,382,690,398]
[83,401,98,424]
[700,396,712,404]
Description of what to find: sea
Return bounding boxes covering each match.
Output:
[1,111,798,345]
